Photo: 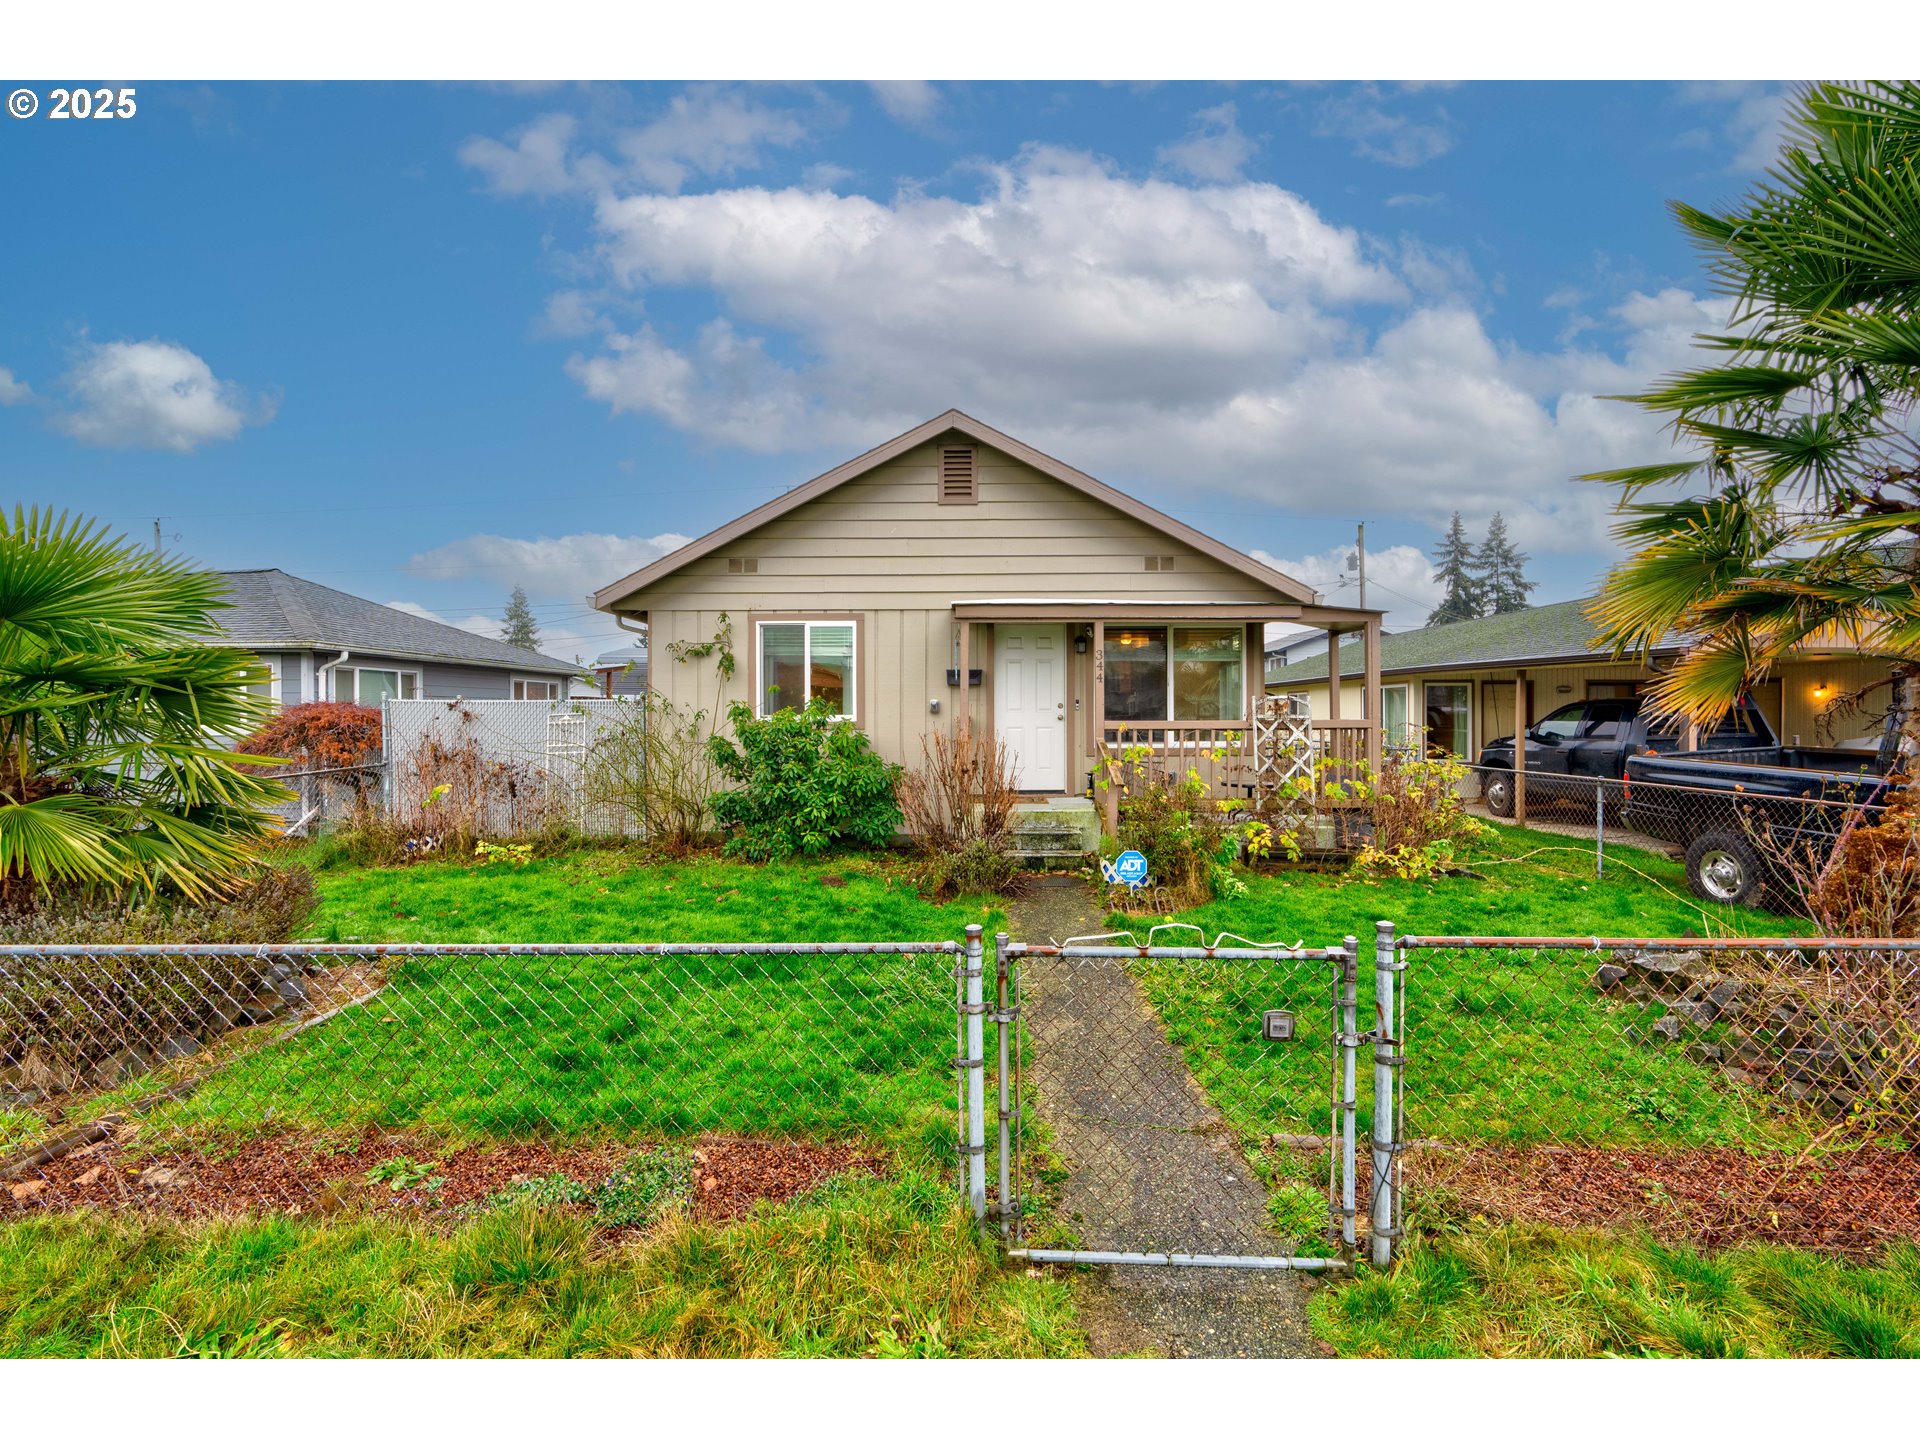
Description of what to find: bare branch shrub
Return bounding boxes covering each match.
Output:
[579,694,720,854]
[1737,794,1920,1142]
[897,730,1021,898]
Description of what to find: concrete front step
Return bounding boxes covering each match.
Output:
[1009,797,1101,859]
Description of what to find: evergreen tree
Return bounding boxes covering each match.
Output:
[1474,512,1536,615]
[1426,512,1480,625]
[502,586,540,650]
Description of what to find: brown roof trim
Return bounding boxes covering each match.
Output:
[955,601,1310,621]
[592,409,1323,610]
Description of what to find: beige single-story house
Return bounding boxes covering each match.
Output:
[1267,596,1897,759]
[593,410,1384,832]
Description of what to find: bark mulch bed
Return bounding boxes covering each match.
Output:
[1402,1142,1920,1255]
[4,1124,886,1228]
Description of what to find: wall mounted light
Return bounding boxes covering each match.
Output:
[1074,630,1089,655]
[1814,681,1830,701]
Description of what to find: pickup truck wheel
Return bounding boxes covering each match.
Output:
[1686,831,1763,907]
[1483,771,1515,818]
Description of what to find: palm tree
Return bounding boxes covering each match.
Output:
[1584,82,1920,762]
[0,508,291,905]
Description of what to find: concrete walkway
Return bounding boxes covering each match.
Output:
[1004,879,1326,1358]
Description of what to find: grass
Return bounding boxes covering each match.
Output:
[1311,1225,1920,1357]
[1135,820,1814,1150]
[0,1171,1085,1358]
[117,851,1005,1158]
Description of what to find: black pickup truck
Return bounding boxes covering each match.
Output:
[1623,726,1899,907]
[1476,695,1775,819]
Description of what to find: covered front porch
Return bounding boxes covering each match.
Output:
[950,601,1383,837]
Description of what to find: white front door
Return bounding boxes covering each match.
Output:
[994,624,1066,792]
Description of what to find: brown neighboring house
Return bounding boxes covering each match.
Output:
[593,410,1384,833]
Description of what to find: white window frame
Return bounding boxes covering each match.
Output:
[755,619,858,721]
[512,676,563,701]
[333,666,420,704]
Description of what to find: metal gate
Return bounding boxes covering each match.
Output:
[972,928,1394,1273]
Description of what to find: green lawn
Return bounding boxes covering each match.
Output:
[1310,1225,1920,1358]
[0,1173,1084,1358]
[159,853,1003,1158]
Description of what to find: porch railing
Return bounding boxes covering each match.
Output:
[1094,716,1378,833]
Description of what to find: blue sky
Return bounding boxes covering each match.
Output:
[2,80,1801,658]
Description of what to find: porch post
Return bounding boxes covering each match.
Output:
[1363,618,1382,771]
[1325,628,1342,724]
[1513,666,1528,826]
[1093,618,1115,835]
[956,619,971,739]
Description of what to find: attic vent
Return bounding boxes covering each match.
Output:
[727,557,759,574]
[1144,555,1176,571]
[938,446,978,505]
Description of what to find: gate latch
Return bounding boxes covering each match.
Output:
[1262,1009,1295,1042]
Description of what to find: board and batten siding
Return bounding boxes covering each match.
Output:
[623,439,1292,776]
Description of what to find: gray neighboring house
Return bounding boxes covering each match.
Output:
[213,569,580,706]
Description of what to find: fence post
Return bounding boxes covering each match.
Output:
[1371,920,1399,1267]
[995,932,1013,1242]
[1596,781,1606,879]
[1340,935,1359,1254]
[961,924,988,1226]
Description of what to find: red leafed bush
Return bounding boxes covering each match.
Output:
[239,702,382,770]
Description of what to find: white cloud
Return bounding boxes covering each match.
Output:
[0,368,31,405]
[1384,192,1445,208]
[869,81,941,128]
[1157,102,1258,182]
[529,145,1716,559]
[1314,85,1455,168]
[53,339,271,452]
[1679,81,1795,173]
[1254,543,1443,633]
[801,161,854,191]
[460,87,811,198]
[459,112,583,197]
[405,530,693,597]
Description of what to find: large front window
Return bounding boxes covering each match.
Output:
[758,620,856,719]
[1103,625,1244,723]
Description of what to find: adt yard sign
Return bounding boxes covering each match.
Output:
[1106,849,1150,889]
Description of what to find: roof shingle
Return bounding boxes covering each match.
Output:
[210,570,577,675]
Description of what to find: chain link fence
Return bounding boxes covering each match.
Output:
[1458,762,1897,908]
[2,940,959,1225]
[1391,932,1920,1256]
[9,926,1920,1266]
[1005,936,1356,1269]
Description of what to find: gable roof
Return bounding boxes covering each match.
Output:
[212,569,578,675]
[1272,597,1677,681]
[592,409,1319,610]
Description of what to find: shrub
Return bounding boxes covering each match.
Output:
[324,711,570,864]
[578,694,720,853]
[1109,766,1237,910]
[897,730,1020,898]
[706,700,903,862]
[1256,751,1489,881]
[238,702,382,774]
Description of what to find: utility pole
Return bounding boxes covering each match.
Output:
[1346,522,1366,610]
[153,519,162,556]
